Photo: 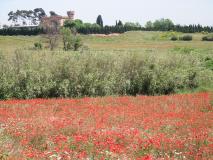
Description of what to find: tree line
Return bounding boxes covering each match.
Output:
[0,9,213,35]
[0,27,43,36]
[64,18,142,34]
[63,17,213,34]
[144,19,213,33]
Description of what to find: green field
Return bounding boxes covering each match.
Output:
[0,31,212,99]
[1,31,213,51]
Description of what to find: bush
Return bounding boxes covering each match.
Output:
[0,50,212,99]
[60,28,73,51]
[179,35,193,41]
[171,36,178,41]
[202,35,213,41]
[60,27,83,51]
[34,42,43,50]
[72,36,83,51]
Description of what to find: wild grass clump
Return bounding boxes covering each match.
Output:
[179,35,193,41]
[34,42,43,50]
[0,50,212,99]
[160,31,178,40]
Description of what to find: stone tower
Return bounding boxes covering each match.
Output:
[67,11,75,20]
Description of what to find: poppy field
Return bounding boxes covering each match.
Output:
[0,92,212,159]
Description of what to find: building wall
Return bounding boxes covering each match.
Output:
[40,11,74,27]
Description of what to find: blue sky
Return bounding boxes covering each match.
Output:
[0,0,213,26]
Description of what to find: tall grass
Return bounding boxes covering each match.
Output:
[0,49,212,99]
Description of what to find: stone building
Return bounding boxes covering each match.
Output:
[40,11,74,27]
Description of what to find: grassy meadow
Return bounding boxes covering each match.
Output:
[1,31,213,51]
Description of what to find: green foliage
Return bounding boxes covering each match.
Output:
[145,21,213,33]
[202,34,213,41]
[152,18,174,31]
[0,50,212,99]
[72,36,83,51]
[34,42,42,50]
[0,27,43,36]
[96,15,103,27]
[160,31,178,40]
[60,27,83,51]
[179,35,193,41]
[205,58,213,70]
[64,19,85,30]
[124,22,141,28]
[64,20,75,28]
[171,36,178,41]
[145,21,153,30]
[60,27,73,51]
[116,20,123,27]
[8,8,46,26]
[64,18,143,35]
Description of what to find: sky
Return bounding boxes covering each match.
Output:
[0,0,213,26]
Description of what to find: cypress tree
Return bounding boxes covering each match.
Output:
[96,15,103,27]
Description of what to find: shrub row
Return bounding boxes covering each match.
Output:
[1,25,213,36]
[171,35,193,41]
[0,50,211,99]
[77,26,143,34]
[0,27,44,36]
[171,34,213,42]
[202,35,213,41]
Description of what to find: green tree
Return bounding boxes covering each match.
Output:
[8,9,46,26]
[153,18,174,31]
[33,8,46,25]
[60,27,83,51]
[64,19,85,31]
[73,36,83,51]
[145,21,153,30]
[8,10,23,26]
[8,11,17,24]
[117,20,123,27]
[124,22,141,28]
[60,28,73,51]
[96,15,103,27]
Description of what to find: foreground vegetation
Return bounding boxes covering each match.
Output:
[0,31,212,99]
[0,50,212,99]
[0,93,212,159]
